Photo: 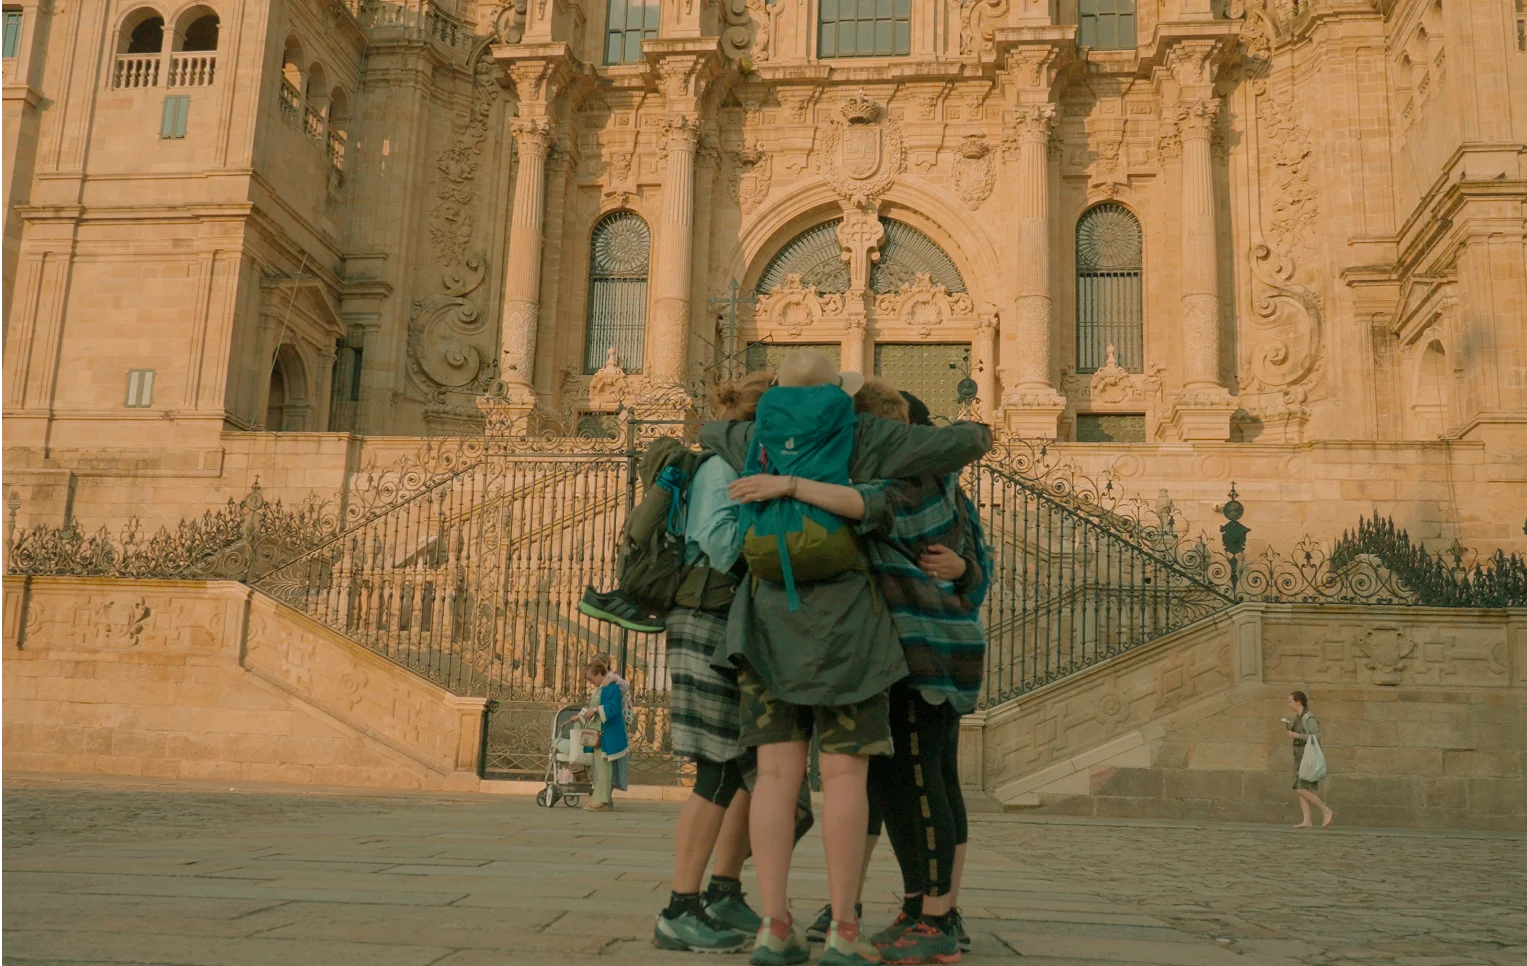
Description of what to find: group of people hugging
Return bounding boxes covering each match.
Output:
[578,347,994,966]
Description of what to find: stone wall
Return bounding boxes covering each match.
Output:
[2,576,486,790]
[977,604,1527,830]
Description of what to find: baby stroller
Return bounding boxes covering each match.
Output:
[535,704,594,808]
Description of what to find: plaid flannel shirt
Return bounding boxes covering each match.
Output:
[854,473,991,713]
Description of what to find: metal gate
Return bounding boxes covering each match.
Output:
[254,429,690,782]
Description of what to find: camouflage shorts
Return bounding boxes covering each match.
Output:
[737,667,893,757]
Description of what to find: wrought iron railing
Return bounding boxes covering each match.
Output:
[9,426,1525,780]
[969,461,1232,707]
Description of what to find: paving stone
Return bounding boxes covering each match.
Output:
[5,777,1523,966]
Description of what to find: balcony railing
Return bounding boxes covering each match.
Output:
[327,130,347,171]
[279,78,300,121]
[304,105,326,141]
[112,54,160,89]
[167,53,216,87]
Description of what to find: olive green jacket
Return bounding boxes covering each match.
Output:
[703,416,993,707]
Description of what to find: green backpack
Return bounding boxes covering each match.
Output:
[615,438,708,614]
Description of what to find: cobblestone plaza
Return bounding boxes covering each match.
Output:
[5,777,1525,966]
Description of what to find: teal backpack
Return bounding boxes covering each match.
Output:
[737,385,863,611]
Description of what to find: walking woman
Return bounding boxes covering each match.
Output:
[577,656,629,812]
[1286,690,1334,829]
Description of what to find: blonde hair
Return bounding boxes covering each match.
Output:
[853,377,910,423]
[586,656,611,679]
[710,370,773,421]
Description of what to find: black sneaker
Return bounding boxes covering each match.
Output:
[953,908,970,951]
[806,903,861,943]
[578,586,665,634]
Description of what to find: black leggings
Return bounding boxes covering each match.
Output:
[695,753,816,844]
[867,685,966,897]
[694,756,749,808]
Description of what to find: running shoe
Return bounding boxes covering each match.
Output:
[707,891,763,934]
[653,910,750,954]
[751,917,810,966]
[869,911,916,945]
[821,921,882,965]
[808,902,862,942]
[577,586,665,634]
[951,909,970,952]
[878,919,960,965]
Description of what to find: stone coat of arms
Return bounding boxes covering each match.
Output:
[822,93,903,207]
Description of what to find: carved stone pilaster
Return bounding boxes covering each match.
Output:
[837,206,885,293]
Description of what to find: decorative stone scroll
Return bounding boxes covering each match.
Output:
[754,274,844,335]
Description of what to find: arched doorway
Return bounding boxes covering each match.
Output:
[265,344,309,431]
[746,216,986,420]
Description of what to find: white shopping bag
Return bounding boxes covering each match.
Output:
[566,726,590,765]
[1298,735,1328,782]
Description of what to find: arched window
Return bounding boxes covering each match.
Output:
[180,13,219,51]
[757,218,966,295]
[584,211,651,373]
[1075,203,1143,373]
[1079,0,1135,50]
[122,9,164,53]
[279,37,304,121]
[303,62,328,140]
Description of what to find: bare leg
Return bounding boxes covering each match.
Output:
[819,751,870,927]
[1305,789,1335,827]
[712,789,752,878]
[671,793,728,892]
[855,833,878,905]
[753,741,809,921]
[1293,790,1314,828]
[950,843,967,908]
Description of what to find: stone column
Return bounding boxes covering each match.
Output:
[649,115,699,390]
[842,317,869,374]
[975,314,999,421]
[1180,99,1220,390]
[498,117,553,407]
[1168,98,1237,440]
[1002,104,1066,438]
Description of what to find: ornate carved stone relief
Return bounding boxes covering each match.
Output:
[727,142,772,214]
[415,47,504,431]
[720,0,771,65]
[1060,347,1167,406]
[1238,80,1324,431]
[1264,621,1510,689]
[872,274,975,338]
[960,0,1010,56]
[755,274,842,335]
[820,93,903,208]
[754,270,977,342]
[952,135,996,211]
[493,0,528,43]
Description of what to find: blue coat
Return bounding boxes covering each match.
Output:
[593,681,629,760]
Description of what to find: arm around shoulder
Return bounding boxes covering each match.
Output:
[850,417,993,482]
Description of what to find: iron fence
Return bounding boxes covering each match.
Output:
[9,425,1525,782]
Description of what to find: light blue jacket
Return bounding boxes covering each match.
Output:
[683,455,742,573]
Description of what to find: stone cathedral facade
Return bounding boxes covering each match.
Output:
[3,0,1525,547]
